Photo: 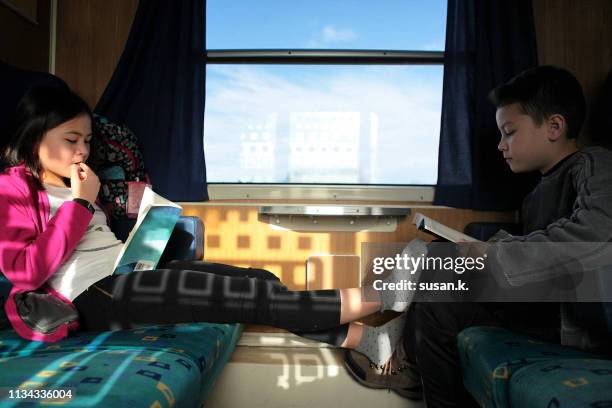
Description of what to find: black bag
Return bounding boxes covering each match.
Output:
[14,290,78,334]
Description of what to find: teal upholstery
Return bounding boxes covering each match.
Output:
[509,359,612,408]
[0,322,242,407]
[458,326,594,408]
[0,217,241,406]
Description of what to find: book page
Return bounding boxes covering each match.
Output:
[112,187,183,272]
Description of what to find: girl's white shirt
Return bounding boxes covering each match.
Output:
[43,183,124,300]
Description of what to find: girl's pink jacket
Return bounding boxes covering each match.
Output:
[0,163,97,342]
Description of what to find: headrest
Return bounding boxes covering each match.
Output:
[591,68,612,148]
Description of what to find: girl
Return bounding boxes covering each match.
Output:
[0,85,424,368]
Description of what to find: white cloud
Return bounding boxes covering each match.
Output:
[307,25,358,47]
[321,25,357,43]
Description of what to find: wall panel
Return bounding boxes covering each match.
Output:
[533,0,612,143]
[55,0,138,107]
[0,0,50,71]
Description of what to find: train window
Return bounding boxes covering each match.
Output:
[205,64,443,185]
[204,1,447,196]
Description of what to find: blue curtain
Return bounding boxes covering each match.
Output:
[434,0,540,210]
[95,0,207,201]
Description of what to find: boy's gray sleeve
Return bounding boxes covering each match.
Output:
[487,151,612,286]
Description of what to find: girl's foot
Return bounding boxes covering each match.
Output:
[378,239,427,312]
[354,314,406,366]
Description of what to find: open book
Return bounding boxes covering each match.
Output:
[413,212,481,243]
[112,187,182,274]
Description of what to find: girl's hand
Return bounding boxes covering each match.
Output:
[70,162,100,205]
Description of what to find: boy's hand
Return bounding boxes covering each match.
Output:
[457,242,489,259]
[70,162,100,205]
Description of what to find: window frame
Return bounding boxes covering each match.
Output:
[203,48,444,202]
[205,49,443,64]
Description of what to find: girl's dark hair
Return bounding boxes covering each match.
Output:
[2,85,99,188]
[489,65,586,140]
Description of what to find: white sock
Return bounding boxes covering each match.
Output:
[354,314,406,366]
[378,239,427,312]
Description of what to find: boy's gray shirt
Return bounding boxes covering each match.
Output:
[487,146,612,348]
[488,146,612,286]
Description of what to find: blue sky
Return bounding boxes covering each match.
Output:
[204,1,447,185]
[207,0,447,50]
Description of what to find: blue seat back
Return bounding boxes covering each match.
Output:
[0,273,11,328]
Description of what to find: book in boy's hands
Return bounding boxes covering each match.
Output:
[112,187,182,274]
[412,212,481,243]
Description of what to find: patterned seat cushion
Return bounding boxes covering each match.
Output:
[458,326,594,408]
[0,322,242,407]
[509,358,612,408]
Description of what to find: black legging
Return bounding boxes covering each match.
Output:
[73,260,349,346]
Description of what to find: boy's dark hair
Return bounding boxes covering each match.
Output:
[489,65,586,139]
[2,85,98,188]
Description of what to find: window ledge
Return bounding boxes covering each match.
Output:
[206,184,435,202]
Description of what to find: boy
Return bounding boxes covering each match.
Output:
[346,65,612,407]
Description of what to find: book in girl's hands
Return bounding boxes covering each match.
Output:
[412,212,481,243]
[112,187,182,274]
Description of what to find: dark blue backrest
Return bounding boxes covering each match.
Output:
[0,273,10,328]
[0,62,68,169]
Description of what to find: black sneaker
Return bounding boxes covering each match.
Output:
[344,339,423,400]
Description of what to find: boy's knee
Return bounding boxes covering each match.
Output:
[413,302,465,334]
